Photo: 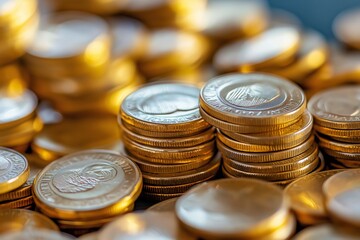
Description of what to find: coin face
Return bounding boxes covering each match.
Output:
[98,211,196,240]
[176,178,287,239]
[293,224,360,240]
[121,83,202,125]
[1,230,75,240]
[33,150,141,212]
[0,148,29,194]
[200,73,305,125]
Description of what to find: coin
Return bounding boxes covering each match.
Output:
[0,230,75,240]
[121,82,209,132]
[0,148,29,194]
[33,150,142,220]
[323,148,360,160]
[200,73,306,125]
[147,198,177,212]
[0,196,33,209]
[98,211,196,240]
[142,192,182,202]
[78,232,98,240]
[314,124,360,137]
[176,178,288,239]
[284,170,344,225]
[213,26,300,72]
[333,8,360,50]
[293,224,360,240]
[0,209,58,233]
[323,169,360,227]
[308,86,360,129]
[256,213,296,240]
[317,134,360,153]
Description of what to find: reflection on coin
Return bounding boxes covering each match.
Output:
[33,150,142,220]
[176,179,288,239]
[0,209,58,233]
[0,148,29,194]
[98,211,196,240]
[257,214,296,240]
[293,224,360,240]
[200,73,305,125]
[0,230,75,240]
[147,198,178,212]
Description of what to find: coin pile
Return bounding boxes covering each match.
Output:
[308,86,360,169]
[33,150,142,234]
[176,179,296,239]
[200,73,323,185]
[119,82,219,201]
[25,12,143,115]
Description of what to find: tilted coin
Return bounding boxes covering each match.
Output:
[147,198,177,212]
[176,179,288,239]
[293,224,360,240]
[0,148,29,194]
[284,170,344,225]
[33,150,142,220]
[121,82,209,132]
[0,209,58,233]
[308,86,360,129]
[317,134,360,153]
[200,73,306,125]
[323,148,360,161]
[323,169,360,227]
[314,124,360,137]
[0,230,75,240]
[98,211,196,240]
[333,8,360,50]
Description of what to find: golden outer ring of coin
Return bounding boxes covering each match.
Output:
[120,120,206,138]
[314,124,360,137]
[0,184,32,202]
[317,134,360,153]
[334,158,360,168]
[0,148,30,194]
[223,157,319,181]
[123,136,215,159]
[142,154,220,186]
[200,73,306,125]
[217,135,315,163]
[223,145,318,173]
[121,125,215,148]
[222,111,313,145]
[0,196,33,209]
[128,153,212,174]
[200,107,299,133]
[322,148,360,160]
[329,135,360,143]
[147,198,178,212]
[142,192,182,202]
[143,176,215,194]
[218,130,308,152]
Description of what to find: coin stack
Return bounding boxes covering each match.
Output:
[200,73,323,185]
[308,86,360,169]
[25,12,143,115]
[33,150,142,234]
[119,82,219,201]
[0,0,39,65]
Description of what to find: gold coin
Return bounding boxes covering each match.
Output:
[256,213,296,240]
[314,124,360,137]
[308,86,360,129]
[123,136,215,160]
[122,125,215,148]
[57,215,126,230]
[333,8,360,50]
[317,134,360,153]
[200,73,306,125]
[0,148,29,194]
[33,150,142,220]
[328,135,360,143]
[323,169,360,227]
[293,224,360,240]
[176,178,288,239]
[222,111,313,145]
[223,144,318,173]
[78,232,98,240]
[147,198,177,212]
[0,209,58,233]
[32,114,121,162]
[333,158,360,168]
[98,211,196,240]
[217,135,315,163]
[121,82,209,132]
[142,192,182,202]
[53,0,128,15]
[142,153,220,186]
[323,148,360,160]
[0,230,74,240]
[0,196,33,209]
[284,170,344,225]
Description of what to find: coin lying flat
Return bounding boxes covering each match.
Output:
[33,150,142,220]
[200,73,306,125]
[0,230,75,240]
[176,178,288,239]
[147,198,177,212]
[98,211,196,240]
[293,224,360,240]
[317,134,360,153]
[0,148,29,194]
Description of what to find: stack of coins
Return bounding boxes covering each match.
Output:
[176,179,296,239]
[119,82,219,201]
[31,114,122,166]
[294,224,360,240]
[308,87,360,169]
[0,148,35,209]
[0,0,39,65]
[200,73,323,185]
[33,150,142,234]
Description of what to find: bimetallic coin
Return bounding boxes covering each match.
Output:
[33,150,142,220]
[1,230,75,240]
[98,211,196,240]
[293,224,360,240]
[147,198,177,212]
[176,179,288,239]
[0,209,58,233]
[0,148,29,194]
[200,73,306,125]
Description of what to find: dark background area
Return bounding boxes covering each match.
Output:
[268,0,360,39]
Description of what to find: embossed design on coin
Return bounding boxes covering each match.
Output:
[321,99,360,116]
[0,156,10,172]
